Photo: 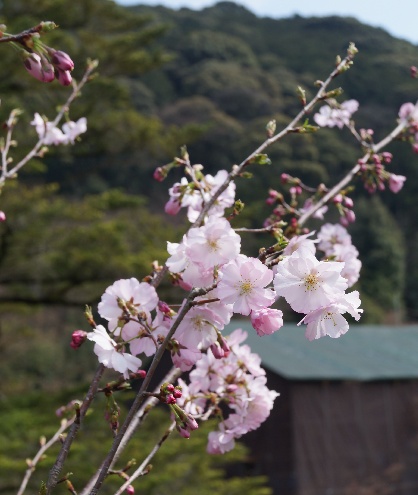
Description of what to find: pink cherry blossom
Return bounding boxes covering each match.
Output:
[98,278,158,331]
[314,99,359,128]
[217,255,275,316]
[298,291,363,341]
[317,223,352,254]
[282,231,317,257]
[274,251,347,313]
[388,173,406,193]
[87,325,142,378]
[185,216,241,270]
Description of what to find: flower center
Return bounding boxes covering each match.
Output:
[239,280,253,295]
[208,239,219,251]
[304,273,319,291]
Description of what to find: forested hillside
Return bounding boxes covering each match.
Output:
[0,0,417,321]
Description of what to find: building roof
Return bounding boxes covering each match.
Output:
[227,322,418,381]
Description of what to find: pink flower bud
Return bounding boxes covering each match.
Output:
[55,68,72,86]
[210,342,225,359]
[251,308,284,336]
[173,389,182,398]
[166,383,175,393]
[165,198,181,215]
[158,300,171,315]
[411,66,417,78]
[343,197,354,208]
[344,209,356,223]
[136,369,147,379]
[166,394,176,404]
[0,211,6,222]
[70,330,87,349]
[381,152,393,164]
[177,426,190,438]
[184,414,199,431]
[50,50,74,71]
[23,53,55,83]
[280,173,290,184]
[126,485,135,495]
[332,194,343,204]
[153,167,166,182]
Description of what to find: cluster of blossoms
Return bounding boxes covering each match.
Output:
[313,99,359,128]
[165,169,235,222]
[31,113,87,145]
[274,226,362,341]
[176,329,278,453]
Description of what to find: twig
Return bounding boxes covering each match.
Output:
[17,417,75,495]
[46,364,105,493]
[113,422,176,495]
[0,60,97,186]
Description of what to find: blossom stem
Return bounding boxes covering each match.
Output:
[17,416,75,495]
[113,422,176,495]
[192,50,356,227]
[45,364,105,493]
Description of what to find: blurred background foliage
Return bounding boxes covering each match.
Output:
[0,0,417,491]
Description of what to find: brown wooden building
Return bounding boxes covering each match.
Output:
[228,324,418,495]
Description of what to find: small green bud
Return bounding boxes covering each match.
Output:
[347,42,358,57]
[335,55,342,66]
[266,119,276,137]
[240,171,253,179]
[39,21,58,33]
[296,86,307,106]
[250,153,271,166]
[323,87,344,99]
[180,145,189,161]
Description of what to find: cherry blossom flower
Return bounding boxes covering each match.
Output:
[298,291,363,341]
[314,99,359,128]
[274,251,347,313]
[317,223,352,254]
[388,173,407,193]
[217,255,275,315]
[31,113,87,145]
[398,102,418,123]
[185,216,241,271]
[282,231,317,257]
[87,325,142,378]
[98,278,158,331]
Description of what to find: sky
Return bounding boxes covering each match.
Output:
[116,0,418,46]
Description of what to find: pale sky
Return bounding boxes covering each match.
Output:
[116,0,418,45]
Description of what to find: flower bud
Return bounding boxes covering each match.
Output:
[50,50,74,71]
[55,68,72,86]
[0,211,6,222]
[23,53,55,83]
[70,330,87,349]
[126,485,135,495]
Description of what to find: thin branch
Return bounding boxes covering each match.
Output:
[0,60,97,186]
[17,416,75,495]
[79,367,181,495]
[113,422,176,495]
[298,118,408,226]
[45,364,105,493]
[192,50,356,228]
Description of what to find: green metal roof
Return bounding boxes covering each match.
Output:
[226,322,418,381]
